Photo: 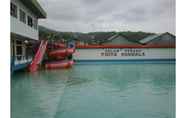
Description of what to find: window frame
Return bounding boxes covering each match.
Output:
[15,40,24,61]
[11,3,18,18]
[27,16,33,27]
[33,18,38,30]
[19,9,26,24]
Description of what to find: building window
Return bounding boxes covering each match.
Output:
[33,18,38,30]
[11,40,15,57]
[19,9,26,23]
[16,46,23,55]
[16,40,22,45]
[11,3,17,18]
[15,40,23,61]
[27,16,33,27]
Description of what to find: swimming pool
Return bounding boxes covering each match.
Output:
[11,63,175,118]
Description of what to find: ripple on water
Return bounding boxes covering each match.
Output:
[11,64,175,118]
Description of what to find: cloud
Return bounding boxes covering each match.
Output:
[38,0,175,34]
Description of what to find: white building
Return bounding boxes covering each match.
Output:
[11,0,46,72]
[74,33,175,63]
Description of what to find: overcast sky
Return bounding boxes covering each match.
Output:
[38,0,175,34]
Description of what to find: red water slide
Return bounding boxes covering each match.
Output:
[29,40,48,72]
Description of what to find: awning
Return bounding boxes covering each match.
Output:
[20,0,47,18]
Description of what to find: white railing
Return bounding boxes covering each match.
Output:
[14,56,32,65]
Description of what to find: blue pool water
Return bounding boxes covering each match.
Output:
[11,63,175,118]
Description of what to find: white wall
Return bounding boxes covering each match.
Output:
[74,48,175,60]
[11,0,39,40]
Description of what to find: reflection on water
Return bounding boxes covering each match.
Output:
[11,64,175,118]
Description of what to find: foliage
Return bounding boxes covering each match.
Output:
[39,25,155,44]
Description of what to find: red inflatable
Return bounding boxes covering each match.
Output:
[48,48,75,58]
[45,60,74,69]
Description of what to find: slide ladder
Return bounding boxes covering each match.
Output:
[29,40,48,72]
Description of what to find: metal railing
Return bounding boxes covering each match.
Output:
[13,55,32,65]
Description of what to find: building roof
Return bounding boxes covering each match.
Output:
[93,32,115,41]
[74,33,93,43]
[75,32,145,45]
[139,32,176,46]
[139,34,162,44]
[74,32,116,44]
[20,0,47,18]
[118,32,154,42]
[103,34,141,45]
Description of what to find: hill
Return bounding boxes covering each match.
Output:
[39,25,155,44]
